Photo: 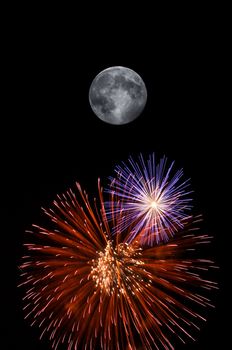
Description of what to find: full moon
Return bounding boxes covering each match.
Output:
[89,66,147,125]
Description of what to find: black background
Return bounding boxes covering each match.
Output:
[6,7,228,350]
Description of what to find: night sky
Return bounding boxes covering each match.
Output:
[7,11,228,350]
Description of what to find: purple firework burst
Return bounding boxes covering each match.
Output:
[107,154,192,245]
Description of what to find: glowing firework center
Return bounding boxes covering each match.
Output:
[91,242,145,296]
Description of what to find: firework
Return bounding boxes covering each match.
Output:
[107,154,192,245]
[19,180,217,350]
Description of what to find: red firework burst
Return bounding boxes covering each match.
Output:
[19,180,217,350]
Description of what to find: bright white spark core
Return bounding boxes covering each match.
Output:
[150,201,158,209]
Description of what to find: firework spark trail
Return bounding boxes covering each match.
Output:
[107,154,192,245]
[19,180,217,350]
